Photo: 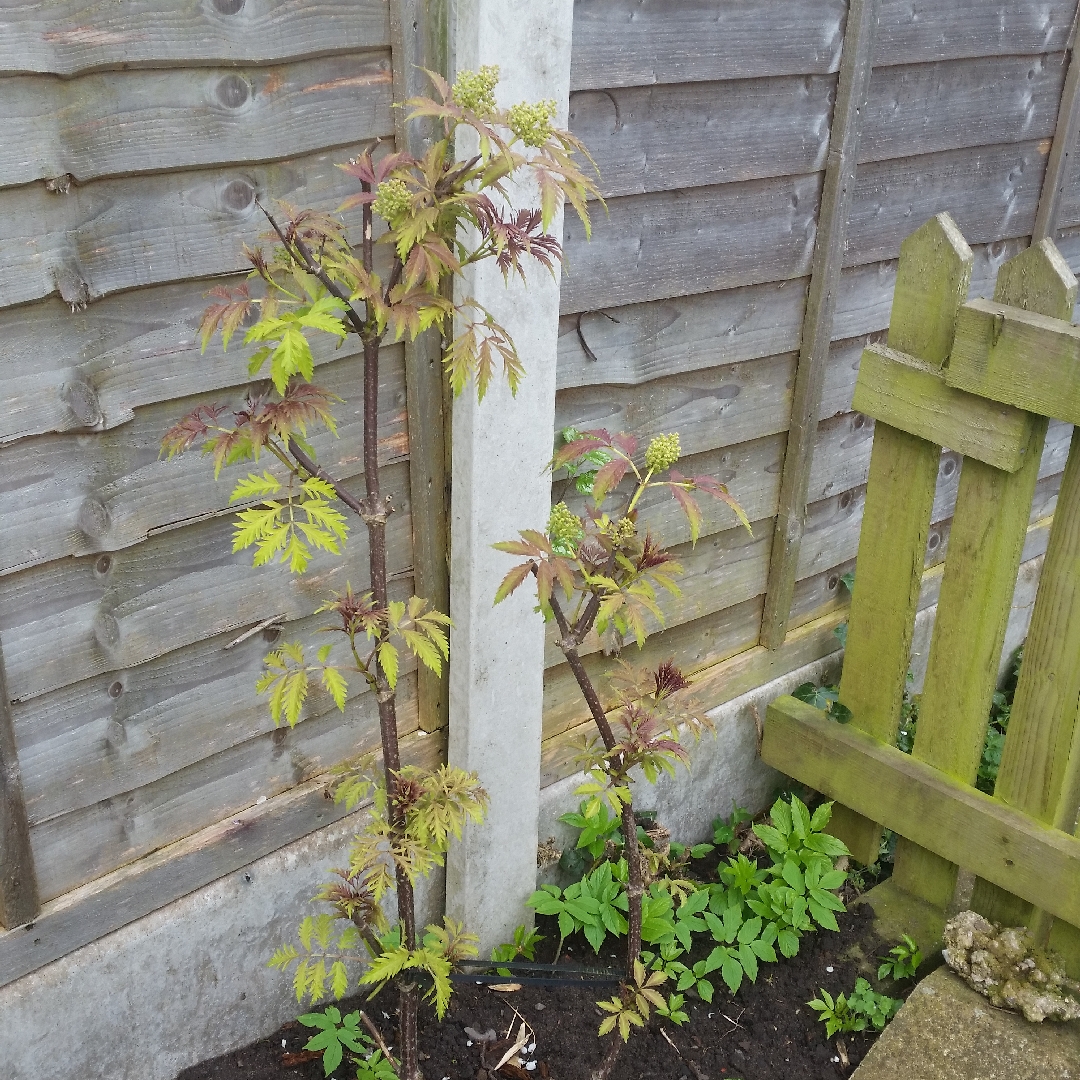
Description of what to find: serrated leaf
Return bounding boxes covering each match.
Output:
[377,641,399,688]
[321,666,349,711]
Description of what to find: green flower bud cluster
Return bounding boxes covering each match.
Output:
[611,516,637,544]
[507,99,557,148]
[372,177,411,227]
[452,65,500,117]
[548,501,584,554]
[645,432,681,473]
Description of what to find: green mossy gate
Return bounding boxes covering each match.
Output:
[762,213,1080,974]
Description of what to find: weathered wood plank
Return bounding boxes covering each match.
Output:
[567,76,834,199]
[12,577,417,826]
[761,0,880,649]
[552,238,1027,397]
[0,0,391,76]
[0,637,39,928]
[860,54,1066,166]
[892,238,1074,911]
[852,342,1038,472]
[568,0,847,90]
[567,0,1074,92]
[28,668,418,903]
[0,726,445,990]
[0,280,379,443]
[997,425,1080,824]
[559,174,822,314]
[972,430,1080,931]
[829,215,972,865]
[390,0,449,733]
[0,141,386,310]
[554,350,796,464]
[0,463,411,704]
[948,297,1080,426]
[762,695,1080,930]
[561,142,1047,317]
[565,56,1065,203]
[1034,30,1080,241]
[556,280,807,391]
[845,142,1049,269]
[0,53,394,189]
[541,594,763,744]
[874,0,1076,65]
[0,347,407,575]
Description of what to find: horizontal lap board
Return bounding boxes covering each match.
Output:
[763,696,1080,931]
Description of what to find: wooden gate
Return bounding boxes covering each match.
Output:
[762,213,1080,971]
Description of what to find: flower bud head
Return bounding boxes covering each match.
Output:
[548,501,583,554]
[645,433,681,473]
[507,99,557,148]
[452,65,500,117]
[371,178,411,227]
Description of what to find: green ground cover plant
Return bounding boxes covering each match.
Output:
[808,978,903,1038]
[496,794,852,1078]
[162,65,598,1080]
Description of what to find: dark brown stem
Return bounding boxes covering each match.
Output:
[397,983,421,1080]
[287,438,365,516]
[591,1035,624,1080]
[358,1010,397,1066]
[268,190,421,1073]
[548,589,644,980]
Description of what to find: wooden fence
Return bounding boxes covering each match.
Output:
[3,0,1080,985]
[540,0,1080,785]
[764,217,1080,973]
[0,0,451,961]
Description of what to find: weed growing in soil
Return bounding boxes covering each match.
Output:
[808,978,902,1037]
[877,934,921,982]
[162,65,599,1080]
[494,427,749,1075]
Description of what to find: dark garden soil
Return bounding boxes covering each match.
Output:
[178,901,913,1080]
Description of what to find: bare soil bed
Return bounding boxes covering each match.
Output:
[179,903,909,1080]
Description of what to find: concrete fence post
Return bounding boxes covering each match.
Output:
[445,0,574,954]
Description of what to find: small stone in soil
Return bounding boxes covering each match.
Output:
[534,1003,545,1010]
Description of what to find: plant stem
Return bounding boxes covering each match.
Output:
[549,591,644,976]
[277,191,422,1079]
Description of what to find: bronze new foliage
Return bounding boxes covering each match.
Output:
[162,66,598,1080]
[495,428,749,1077]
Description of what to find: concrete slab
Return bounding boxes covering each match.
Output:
[852,966,1080,1080]
[445,0,576,956]
[0,810,441,1080]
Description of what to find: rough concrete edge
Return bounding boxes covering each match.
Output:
[0,805,442,1080]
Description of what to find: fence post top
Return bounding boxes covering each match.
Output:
[993,237,1078,321]
[888,212,973,368]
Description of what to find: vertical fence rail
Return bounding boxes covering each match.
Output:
[759,0,881,648]
[0,636,39,929]
[1033,6,1080,242]
[889,241,1075,910]
[826,214,971,866]
[391,0,453,732]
